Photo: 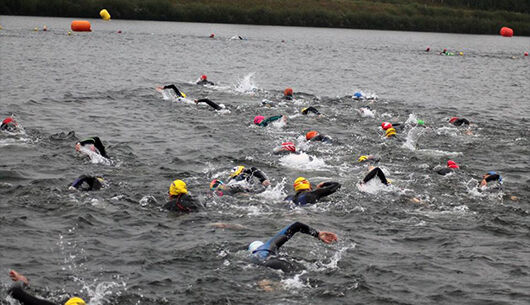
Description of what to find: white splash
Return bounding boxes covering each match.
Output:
[279,152,328,170]
[79,146,111,165]
[234,73,258,93]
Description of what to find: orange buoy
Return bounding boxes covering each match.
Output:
[499,27,513,37]
[71,20,91,32]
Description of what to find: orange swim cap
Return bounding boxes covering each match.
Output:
[284,88,293,96]
[306,131,318,140]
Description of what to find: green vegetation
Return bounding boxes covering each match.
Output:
[1,0,529,35]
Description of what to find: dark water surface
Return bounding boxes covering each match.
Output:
[1,16,529,305]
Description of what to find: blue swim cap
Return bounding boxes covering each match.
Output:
[354,92,363,98]
[487,171,497,176]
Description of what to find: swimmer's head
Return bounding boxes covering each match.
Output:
[281,141,296,152]
[301,107,308,113]
[209,179,223,191]
[487,171,497,176]
[447,160,459,169]
[353,92,363,98]
[358,155,369,162]
[417,119,425,126]
[201,74,207,80]
[64,297,86,305]
[306,130,319,140]
[284,87,293,96]
[449,117,458,123]
[385,128,396,138]
[248,240,264,253]
[254,116,265,125]
[381,122,392,130]
[230,166,245,178]
[293,177,311,192]
[169,179,188,196]
[96,177,105,184]
[2,117,15,125]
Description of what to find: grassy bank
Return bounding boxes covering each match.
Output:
[1,0,529,35]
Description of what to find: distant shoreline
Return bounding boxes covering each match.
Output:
[1,0,529,36]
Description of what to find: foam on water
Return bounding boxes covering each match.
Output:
[234,73,258,94]
[279,152,328,170]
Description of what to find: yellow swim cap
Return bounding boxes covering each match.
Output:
[358,155,368,162]
[169,179,188,196]
[385,128,396,138]
[301,107,308,113]
[230,166,245,178]
[64,297,86,305]
[293,177,311,192]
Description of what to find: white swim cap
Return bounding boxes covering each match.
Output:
[248,241,264,253]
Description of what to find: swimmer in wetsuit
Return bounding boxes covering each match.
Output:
[210,165,272,196]
[301,107,321,116]
[164,179,200,212]
[449,117,470,126]
[305,130,333,143]
[8,270,86,305]
[1,117,18,132]
[248,222,337,272]
[284,177,341,206]
[70,175,105,191]
[196,74,214,86]
[254,115,286,127]
[479,171,503,188]
[273,141,297,155]
[229,166,271,186]
[158,84,185,98]
[283,88,294,100]
[361,166,389,186]
[437,160,459,175]
[75,136,109,159]
[357,155,380,164]
[194,98,222,110]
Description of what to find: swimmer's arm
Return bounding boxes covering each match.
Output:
[9,282,57,305]
[162,85,184,97]
[305,107,321,115]
[195,98,222,110]
[264,222,320,253]
[250,167,269,184]
[312,182,341,199]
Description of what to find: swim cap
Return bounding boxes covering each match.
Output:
[96,177,105,183]
[487,171,497,176]
[306,131,319,140]
[358,155,369,162]
[385,128,396,138]
[293,177,311,192]
[64,297,86,305]
[449,117,458,123]
[301,107,308,113]
[417,119,425,126]
[201,74,207,80]
[230,166,245,178]
[284,88,293,96]
[209,33,215,38]
[248,240,264,253]
[353,92,363,98]
[447,160,459,169]
[281,141,296,152]
[169,179,188,196]
[209,179,223,190]
[2,117,14,125]
[254,116,265,125]
[381,122,392,130]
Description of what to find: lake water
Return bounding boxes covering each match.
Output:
[1,15,529,305]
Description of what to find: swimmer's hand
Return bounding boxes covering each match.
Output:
[9,270,29,286]
[262,180,271,187]
[318,231,338,244]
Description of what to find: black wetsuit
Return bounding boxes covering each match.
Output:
[231,167,268,185]
[452,118,470,126]
[164,194,200,212]
[79,137,108,159]
[9,281,58,305]
[257,115,283,127]
[284,182,341,206]
[309,134,333,144]
[284,95,293,100]
[71,175,103,191]
[1,121,17,131]
[196,79,214,86]
[196,98,222,110]
[362,167,389,185]
[162,85,185,97]
[302,107,321,116]
[437,168,455,176]
[251,222,319,272]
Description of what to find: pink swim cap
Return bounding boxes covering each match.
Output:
[254,116,265,124]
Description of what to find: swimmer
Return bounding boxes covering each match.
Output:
[361,166,389,186]
[1,117,19,132]
[284,177,341,205]
[283,88,294,100]
[437,160,459,175]
[70,175,105,191]
[273,141,297,155]
[75,136,109,159]
[305,130,333,143]
[8,269,86,305]
[479,171,503,188]
[164,179,200,212]
[248,222,338,272]
[301,107,321,116]
[357,155,380,164]
[254,115,287,127]
[449,117,470,126]
[196,74,214,86]
[381,122,397,138]
[229,165,270,187]
[210,165,271,196]
[157,84,185,98]
[356,105,374,118]
[194,98,223,110]
[353,92,363,100]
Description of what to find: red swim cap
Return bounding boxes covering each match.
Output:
[281,142,296,152]
[201,75,207,80]
[306,131,318,140]
[2,118,14,125]
[447,160,459,169]
[209,33,215,38]
[449,117,458,123]
[284,88,293,96]
[381,122,392,130]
